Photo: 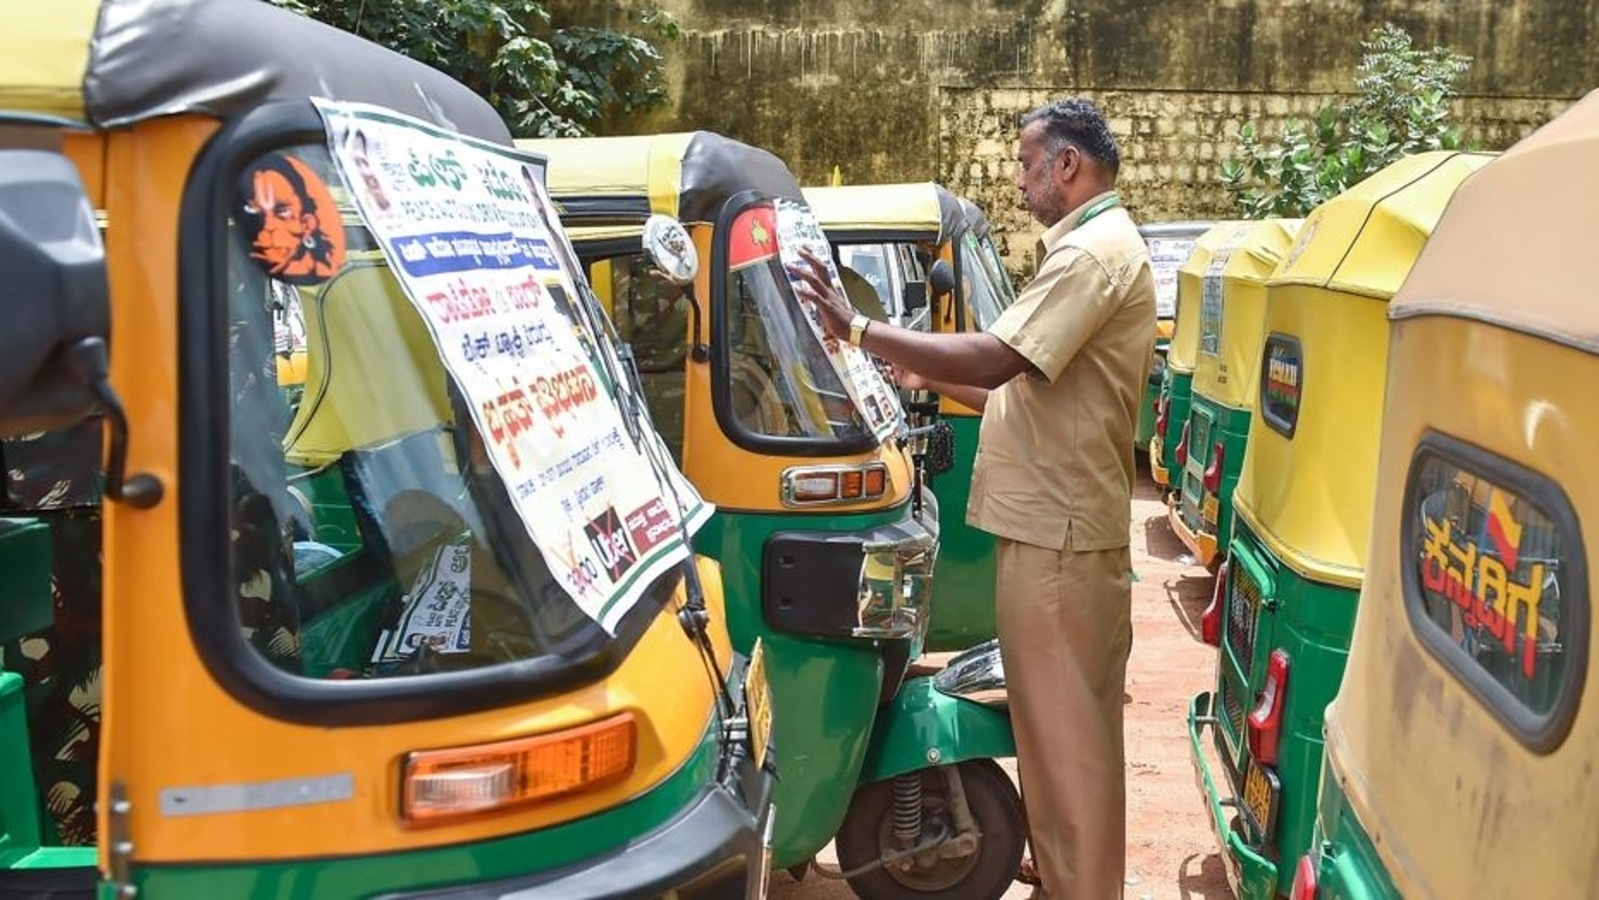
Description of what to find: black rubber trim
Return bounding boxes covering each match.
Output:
[548,194,654,224]
[709,190,877,459]
[818,228,937,245]
[177,100,672,726]
[1400,430,1589,754]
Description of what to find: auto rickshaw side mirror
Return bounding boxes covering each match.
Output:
[0,149,161,508]
[643,214,699,285]
[927,258,957,300]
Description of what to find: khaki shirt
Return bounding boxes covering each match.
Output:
[967,191,1156,551]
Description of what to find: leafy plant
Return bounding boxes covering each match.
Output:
[267,0,678,137]
[1221,22,1471,218]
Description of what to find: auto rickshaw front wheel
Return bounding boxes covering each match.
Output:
[836,759,1024,900]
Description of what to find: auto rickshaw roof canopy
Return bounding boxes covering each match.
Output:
[1392,89,1599,355]
[1268,150,1496,301]
[2,0,510,143]
[519,131,804,226]
[802,182,966,243]
[1168,220,1249,371]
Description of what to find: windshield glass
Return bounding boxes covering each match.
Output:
[958,230,1011,331]
[225,141,679,680]
[721,202,870,442]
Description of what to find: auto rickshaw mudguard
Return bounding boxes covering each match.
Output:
[857,674,1014,785]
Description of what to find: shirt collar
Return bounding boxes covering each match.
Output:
[1037,189,1121,254]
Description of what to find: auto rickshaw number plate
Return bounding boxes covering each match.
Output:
[1241,758,1280,842]
[1202,494,1219,525]
[746,638,773,768]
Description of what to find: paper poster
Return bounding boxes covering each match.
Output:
[1145,237,1194,319]
[314,99,709,634]
[772,198,904,443]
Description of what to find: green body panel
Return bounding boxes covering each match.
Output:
[925,413,997,651]
[696,505,907,868]
[1177,398,1251,558]
[1135,339,1170,449]
[1308,762,1401,900]
[1155,370,1194,488]
[119,719,724,899]
[290,465,364,555]
[1186,691,1279,900]
[1212,519,1360,898]
[0,672,43,867]
[858,677,1014,784]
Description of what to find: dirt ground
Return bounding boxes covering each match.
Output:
[772,460,1236,900]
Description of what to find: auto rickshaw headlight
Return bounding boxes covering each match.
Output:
[401,712,637,824]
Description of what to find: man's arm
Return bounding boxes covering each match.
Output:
[918,378,990,413]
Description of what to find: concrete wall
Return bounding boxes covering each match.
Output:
[559,0,1592,271]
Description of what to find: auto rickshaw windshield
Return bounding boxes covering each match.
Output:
[958,229,1011,329]
[721,201,870,441]
[227,141,677,680]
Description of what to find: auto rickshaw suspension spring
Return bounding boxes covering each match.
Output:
[891,772,924,845]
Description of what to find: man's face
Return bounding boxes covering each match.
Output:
[247,169,308,272]
[1014,121,1071,227]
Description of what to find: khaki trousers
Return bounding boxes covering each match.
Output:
[995,538,1133,900]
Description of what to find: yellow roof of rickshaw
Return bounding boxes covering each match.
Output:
[1392,89,1599,353]
[1168,221,1249,371]
[518,131,803,226]
[0,0,509,140]
[802,183,966,243]
[1269,150,1496,300]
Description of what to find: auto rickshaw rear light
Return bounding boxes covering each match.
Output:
[402,713,636,824]
[1290,853,1318,900]
[1174,421,1191,467]
[1155,392,1170,436]
[1201,560,1227,646]
[1204,441,1225,492]
[1247,650,1290,767]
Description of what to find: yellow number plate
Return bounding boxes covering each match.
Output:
[1242,759,1279,837]
[1203,494,1220,524]
[746,638,773,768]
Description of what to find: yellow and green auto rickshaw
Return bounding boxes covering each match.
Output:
[523,135,1024,899]
[1186,150,1492,900]
[1168,219,1301,569]
[1295,90,1599,900]
[1137,222,1214,461]
[803,182,1017,651]
[0,1,774,897]
[1149,222,1238,492]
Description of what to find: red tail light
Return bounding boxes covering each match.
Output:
[1289,853,1318,900]
[1174,421,1191,467]
[1247,649,1290,766]
[1203,441,1225,493]
[1201,560,1227,646]
[1155,391,1170,436]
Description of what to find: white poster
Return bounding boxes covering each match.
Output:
[772,198,904,443]
[1145,236,1195,320]
[314,99,709,633]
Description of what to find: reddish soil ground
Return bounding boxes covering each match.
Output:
[772,461,1236,900]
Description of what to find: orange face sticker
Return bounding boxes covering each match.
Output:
[237,153,347,285]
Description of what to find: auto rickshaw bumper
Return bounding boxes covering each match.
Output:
[1187,691,1279,900]
[1167,495,1218,567]
[377,737,776,900]
[1149,435,1170,487]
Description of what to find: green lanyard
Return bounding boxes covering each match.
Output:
[1074,193,1122,228]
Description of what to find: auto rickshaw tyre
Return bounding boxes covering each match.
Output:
[835,758,1023,900]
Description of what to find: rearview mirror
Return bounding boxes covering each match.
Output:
[928,258,957,299]
[643,214,699,285]
[0,150,111,438]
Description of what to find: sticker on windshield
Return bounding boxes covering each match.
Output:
[314,99,709,634]
[772,198,904,444]
[236,152,347,285]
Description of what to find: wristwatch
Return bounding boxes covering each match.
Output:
[848,313,871,348]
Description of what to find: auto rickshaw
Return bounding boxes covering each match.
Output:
[1168,219,1302,568]
[804,182,1016,651]
[1138,222,1214,461]
[1295,90,1599,900]
[0,1,773,897]
[1186,150,1493,900]
[1149,222,1237,491]
[523,135,1022,899]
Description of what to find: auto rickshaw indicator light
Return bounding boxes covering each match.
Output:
[1247,650,1290,767]
[863,465,887,498]
[840,469,864,499]
[781,463,889,506]
[402,713,638,824]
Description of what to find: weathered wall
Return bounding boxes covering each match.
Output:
[559,0,1594,269]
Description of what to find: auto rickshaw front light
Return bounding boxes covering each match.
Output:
[840,469,864,499]
[1201,559,1226,647]
[1246,650,1290,767]
[402,712,637,824]
[781,463,890,506]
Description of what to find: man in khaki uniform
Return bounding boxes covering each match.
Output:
[788,97,1155,899]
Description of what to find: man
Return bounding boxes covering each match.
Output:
[787,97,1155,899]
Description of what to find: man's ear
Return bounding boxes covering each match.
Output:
[1055,145,1079,184]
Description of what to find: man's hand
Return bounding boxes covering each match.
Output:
[787,247,855,342]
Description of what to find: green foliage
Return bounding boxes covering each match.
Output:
[267,0,678,137]
[1221,22,1472,218]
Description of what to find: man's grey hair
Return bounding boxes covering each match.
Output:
[1019,98,1121,176]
